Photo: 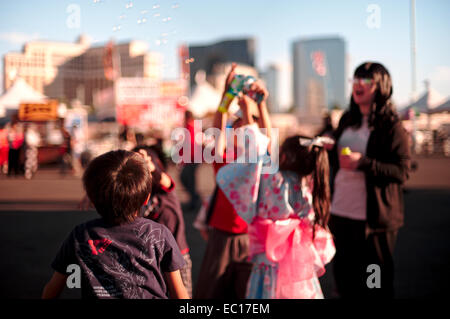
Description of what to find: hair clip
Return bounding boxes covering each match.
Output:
[298,136,335,148]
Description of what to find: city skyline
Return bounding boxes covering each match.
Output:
[1,0,449,109]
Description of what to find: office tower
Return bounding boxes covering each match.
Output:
[292,37,346,117]
[188,38,256,93]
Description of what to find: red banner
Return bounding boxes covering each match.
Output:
[116,97,186,129]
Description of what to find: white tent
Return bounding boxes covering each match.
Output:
[0,78,48,117]
[188,80,222,118]
[399,86,445,116]
[428,98,450,114]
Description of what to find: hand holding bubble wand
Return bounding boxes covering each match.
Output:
[217,67,266,113]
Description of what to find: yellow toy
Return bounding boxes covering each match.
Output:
[341,147,352,155]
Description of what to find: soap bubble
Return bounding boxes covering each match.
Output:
[137,18,147,24]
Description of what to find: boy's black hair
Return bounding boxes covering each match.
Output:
[82,150,152,225]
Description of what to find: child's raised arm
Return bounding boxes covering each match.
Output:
[213,63,237,157]
[164,270,190,299]
[251,81,272,140]
[42,271,67,299]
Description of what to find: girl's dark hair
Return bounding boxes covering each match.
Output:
[83,150,152,225]
[346,62,399,129]
[279,135,331,231]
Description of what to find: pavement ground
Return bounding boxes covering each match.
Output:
[0,156,449,298]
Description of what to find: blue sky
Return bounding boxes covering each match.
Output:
[0,0,449,107]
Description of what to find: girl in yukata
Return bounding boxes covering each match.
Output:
[216,95,336,299]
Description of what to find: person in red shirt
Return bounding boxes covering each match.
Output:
[194,63,271,299]
[0,123,9,174]
[6,118,24,177]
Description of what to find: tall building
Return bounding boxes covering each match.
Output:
[188,38,256,93]
[292,37,346,118]
[262,64,281,113]
[3,35,161,106]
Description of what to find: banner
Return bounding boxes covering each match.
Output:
[116,97,186,129]
[115,78,160,104]
[18,100,58,121]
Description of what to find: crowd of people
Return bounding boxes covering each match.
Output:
[0,116,87,179]
[41,61,411,299]
[0,117,43,179]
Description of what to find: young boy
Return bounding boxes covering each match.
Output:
[42,150,189,299]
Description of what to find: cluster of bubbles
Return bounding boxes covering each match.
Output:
[137,10,148,24]
[109,2,179,29]
[89,1,183,77]
[105,0,182,61]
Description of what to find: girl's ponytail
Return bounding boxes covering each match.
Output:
[312,146,331,230]
[279,135,332,234]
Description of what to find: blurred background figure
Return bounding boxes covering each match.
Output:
[318,112,334,137]
[179,110,202,212]
[24,123,41,180]
[118,124,137,151]
[70,123,85,177]
[59,119,72,176]
[0,123,9,174]
[6,117,24,177]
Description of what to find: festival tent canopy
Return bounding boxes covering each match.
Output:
[399,86,445,116]
[428,98,450,114]
[0,78,48,117]
[188,80,223,118]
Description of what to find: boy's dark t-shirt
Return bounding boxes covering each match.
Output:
[51,217,185,299]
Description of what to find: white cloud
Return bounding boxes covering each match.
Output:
[0,32,41,45]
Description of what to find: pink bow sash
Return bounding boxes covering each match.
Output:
[249,216,335,298]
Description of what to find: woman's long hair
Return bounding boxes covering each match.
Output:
[345,62,399,130]
[279,135,331,232]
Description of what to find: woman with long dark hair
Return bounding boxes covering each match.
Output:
[328,62,411,298]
